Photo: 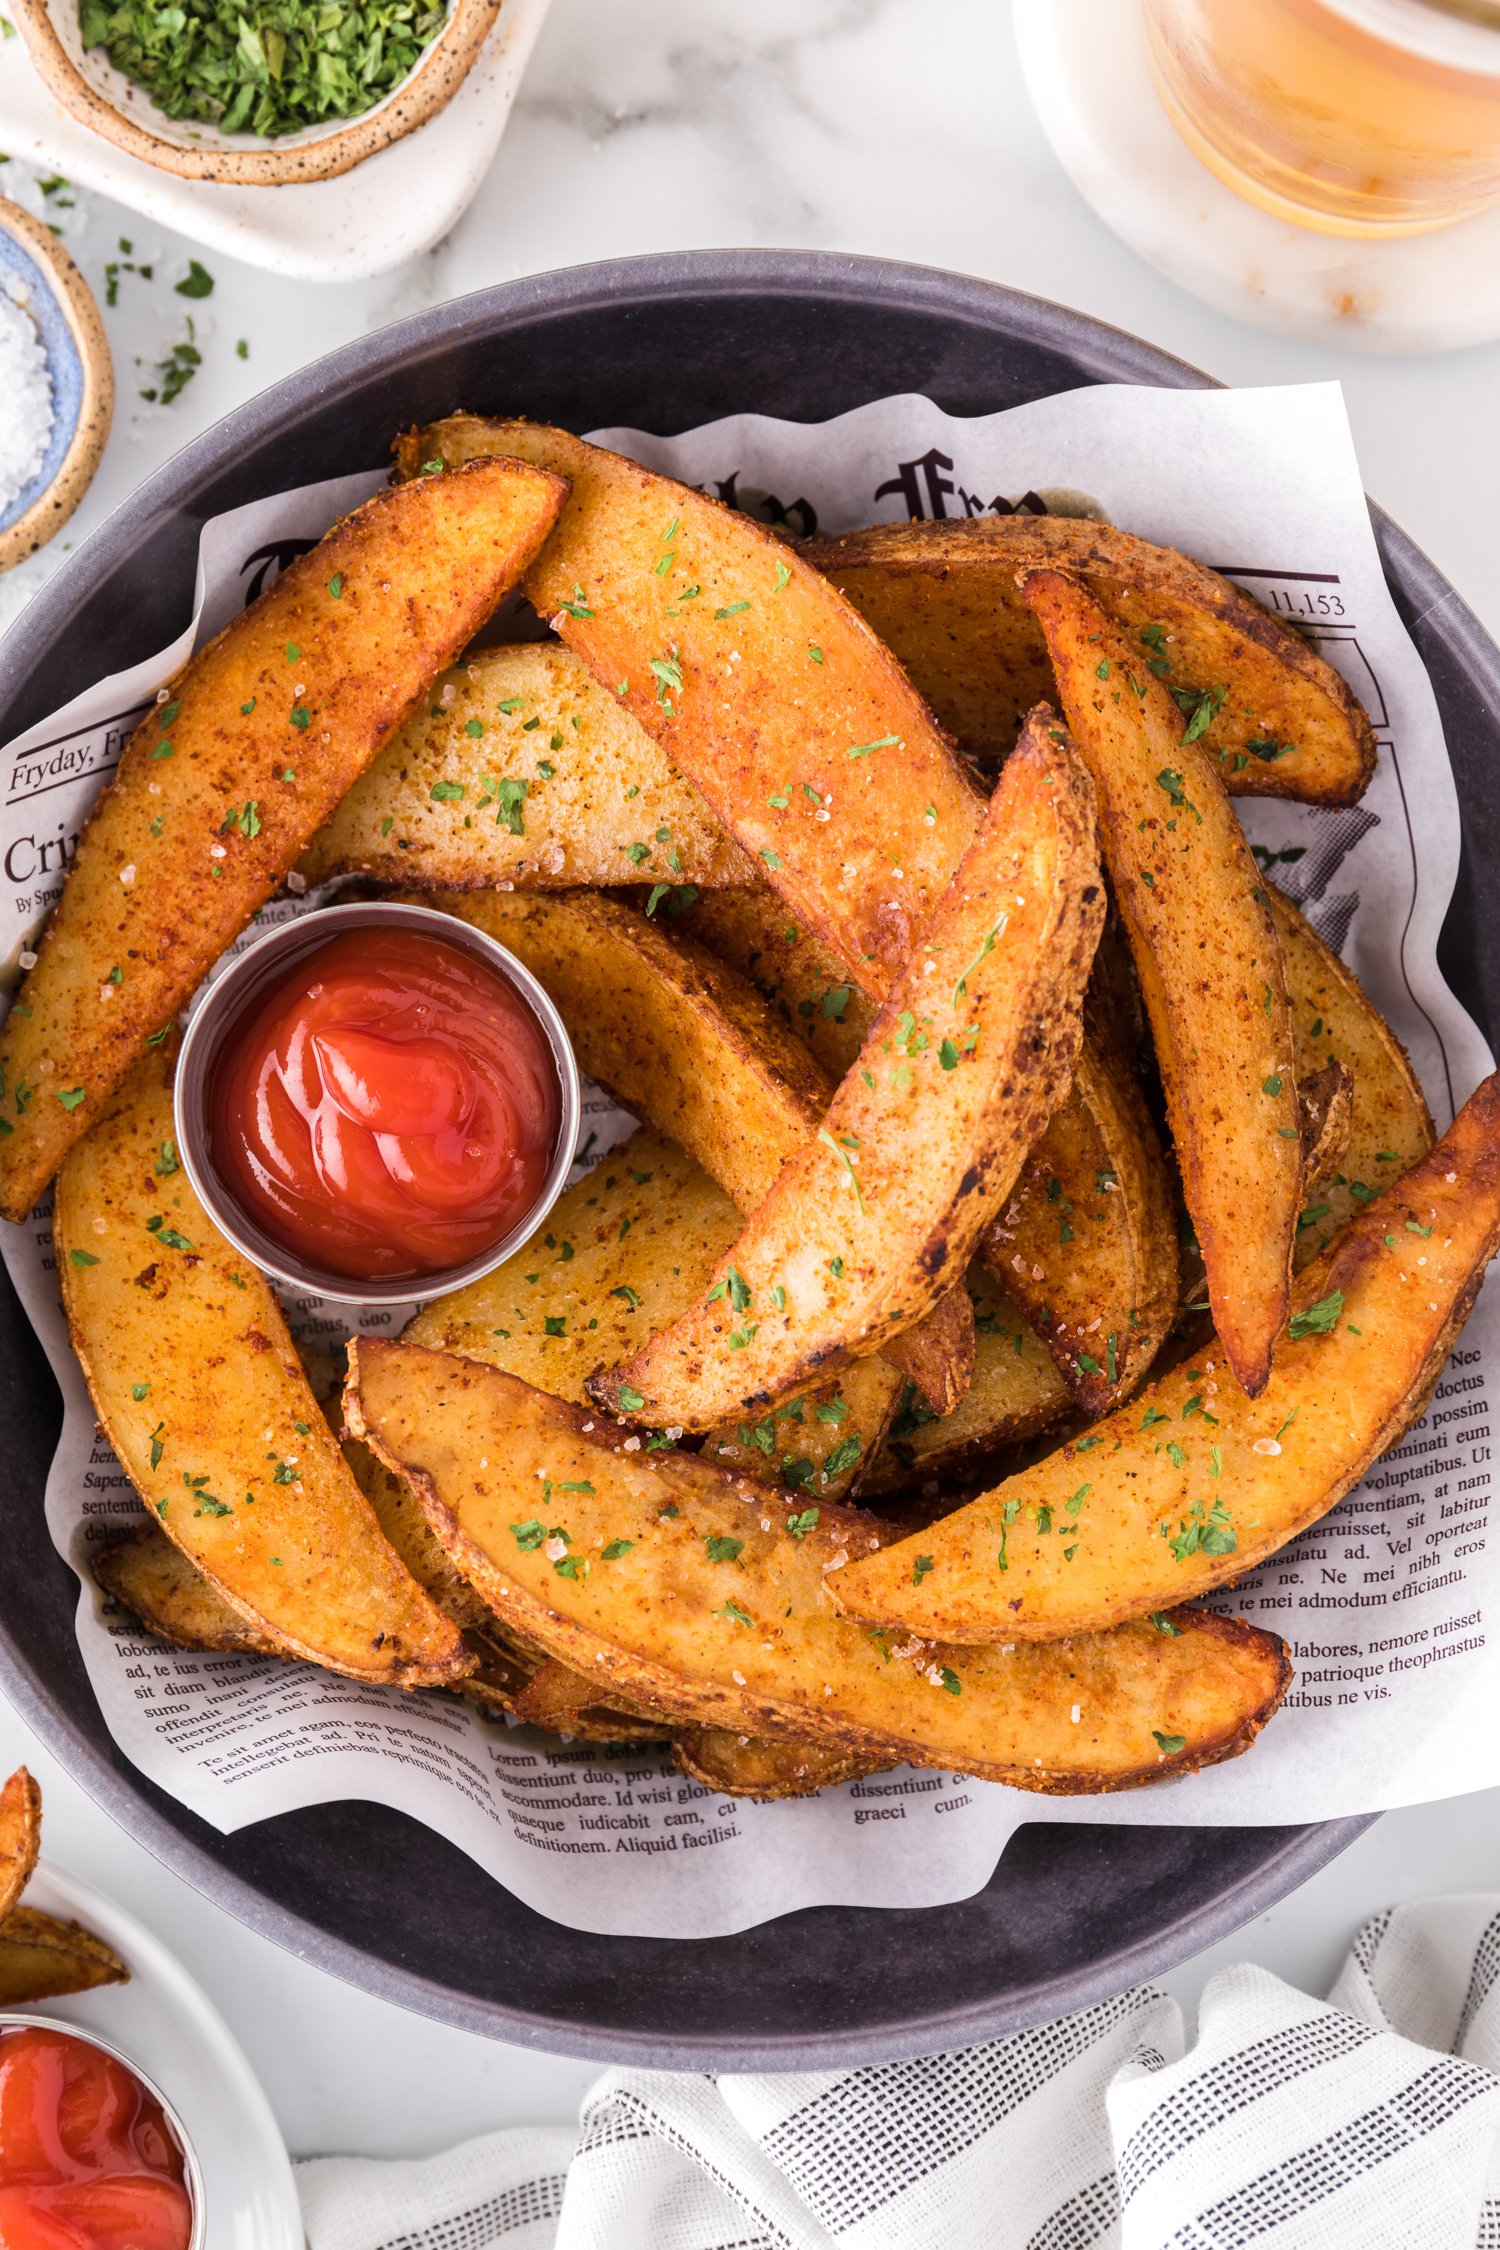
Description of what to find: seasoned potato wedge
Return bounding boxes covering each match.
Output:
[861,1265,1070,1495]
[96,1512,555,1723]
[299,644,753,892]
[347,1340,1290,1792]
[0,1910,129,2004]
[591,716,1102,1428]
[0,1768,41,1922]
[0,460,566,1222]
[425,889,972,1414]
[672,1730,883,1800]
[1272,886,1436,1258]
[95,1529,289,1659]
[55,1047,469,1688]
[833,1072,1500,1641]
[396,417,984,992]
[412,1127,897,1502]
[677,850,1173,1418]
[806,516,1376,804]
[984,1030,1179,1414]
[1024,568,1302,1397]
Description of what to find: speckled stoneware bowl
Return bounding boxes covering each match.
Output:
[12,0,505,185]
[0,197,112,574]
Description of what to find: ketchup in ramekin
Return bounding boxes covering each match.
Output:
[0,2021,197,2250]
[176,904,579,1302]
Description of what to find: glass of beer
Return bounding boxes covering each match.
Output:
[1141,0,1500,234]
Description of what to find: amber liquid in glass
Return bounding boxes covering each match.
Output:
[1142,0,1500,234]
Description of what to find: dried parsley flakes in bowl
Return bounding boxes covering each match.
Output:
[77,0,450,137]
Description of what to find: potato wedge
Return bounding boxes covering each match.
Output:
[672,1731,883,1800]
[95,1529,288,1659]
[1299,1059,1355,1195]
[0,1910,129,2004]
[591,715,1103,1428]
[832,1072,1500,1642]
[676,848,1174,1417]
[984,1029,1179,1414]
[411,1126,897,1501]
[1272,886,1436,1258]
[861,1265,1070,1495]
[1023,568,1302,1397]
[0,460,566,1222]
[347,1340,1290,1791]
[56,1045,469,1687]
[806,516,1376,804]
[396,417,984,991]
[424,889,972,1414]
[96,1513,549,1722]
[299,644,754,892]
[0,1768,41,1921]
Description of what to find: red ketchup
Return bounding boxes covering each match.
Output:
[0,2024,193,2250]
[206,925,562,1285]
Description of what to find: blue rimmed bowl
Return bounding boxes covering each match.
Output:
[0,195,112,572]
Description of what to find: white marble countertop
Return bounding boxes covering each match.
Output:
[2,0,1498,2167]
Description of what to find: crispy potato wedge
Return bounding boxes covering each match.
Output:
[0,1768,41,1922]
[0,460,566,1222]
[1272,886,1436,1258]
[833,1072,1500,1641]
[347,1340,1290,1791]
[1023,568,1302,1397]
[984,1029,1179,1414]
[396,416,984,992]
[592,716,1102,1429]
[806,516,1376,804]
[55,1046,469,1688]
[95,1529,289,1659]
[861,1265,1071,1495]
[96,1512,549,1722]
[672,1731,883,1800]
[677,863,1174,1417]
[425,888,972,1414]
[0,1910,129,2004]
[299,644,754,892]
[412,1126,897,1501]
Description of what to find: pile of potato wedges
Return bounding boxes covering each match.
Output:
[14,414,1498,1804]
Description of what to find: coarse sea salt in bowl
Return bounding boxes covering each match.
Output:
[0,195,112,573]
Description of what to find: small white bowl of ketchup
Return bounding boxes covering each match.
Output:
[0,2016,203,2248]
[174,901,581,1304]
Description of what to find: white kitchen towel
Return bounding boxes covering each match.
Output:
[295,1895,1500,2249]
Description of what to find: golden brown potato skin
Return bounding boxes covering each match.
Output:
[805,515,1376,804]
[0,1768,41,1922]
[395,416,984,993]
[672,1730,884,1800]
[1024,568,1302,1398]
[592,713,1103,1430]
[0,458,567,1222]
[299,644,754,892]
[0,1910,129,2004]
[984,1030,1180,1416]
[834,1071,1500,1643]
[425,887,974,1416]
[56,1047,470,1688]
[1272,886,1436,1260]
[348,1340,1290,1792]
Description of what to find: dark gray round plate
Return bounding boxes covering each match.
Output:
[2,251,1495,2071]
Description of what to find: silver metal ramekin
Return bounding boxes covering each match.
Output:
[173,900,581,1307]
